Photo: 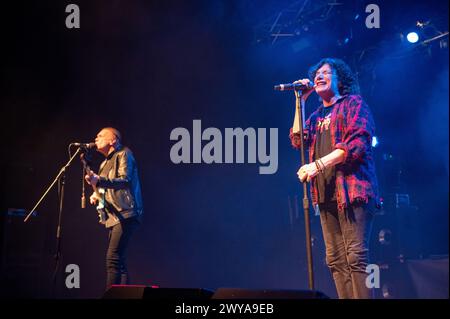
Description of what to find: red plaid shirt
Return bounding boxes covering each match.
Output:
[290,95,379,212]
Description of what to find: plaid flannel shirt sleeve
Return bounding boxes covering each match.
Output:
[335,96,375,164]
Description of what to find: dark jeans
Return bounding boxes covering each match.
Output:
[106,217,139,290]
[319,200,375,299]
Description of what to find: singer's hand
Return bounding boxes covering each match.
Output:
[297,163,319,183]
[90,193,98,205]
[293,78,315,100]
[85,172,99,187]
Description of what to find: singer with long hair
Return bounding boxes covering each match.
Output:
[289,58,380,299]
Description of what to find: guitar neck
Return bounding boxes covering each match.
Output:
[91,183,101,195]
[85,165,102,195]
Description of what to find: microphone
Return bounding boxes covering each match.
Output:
[71,142,96,149]
[274,82,314,91]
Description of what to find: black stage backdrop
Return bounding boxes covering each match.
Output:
[1,0,448,299]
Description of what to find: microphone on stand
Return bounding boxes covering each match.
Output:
[274,82,315,91]
[71,142,96,149]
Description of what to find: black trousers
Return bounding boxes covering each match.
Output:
[106,217,139,290]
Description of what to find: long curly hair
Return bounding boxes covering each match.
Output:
[308,58,360,95]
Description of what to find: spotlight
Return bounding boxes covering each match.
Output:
[416,20,430,28]
[371,136,379,147]
[407,32,419,43]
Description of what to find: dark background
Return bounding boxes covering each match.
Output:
[1,0,448,298]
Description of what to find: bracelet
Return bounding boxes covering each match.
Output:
[319,158,326,171]
[314,160,324,174]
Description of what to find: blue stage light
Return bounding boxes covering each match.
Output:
[407,32,419,43]
[372,136,379,147]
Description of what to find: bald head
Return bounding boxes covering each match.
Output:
[95,127,122,156]
[102,127,122,144]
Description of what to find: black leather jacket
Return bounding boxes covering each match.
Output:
[98,146,143,222]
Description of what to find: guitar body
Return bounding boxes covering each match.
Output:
[92,186,107,224]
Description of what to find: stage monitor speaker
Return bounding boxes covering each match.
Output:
[102,285,214,299]
[0,208,46,298]
[406,256,449,299]
[102,285,147,299]
[212,288,329,299]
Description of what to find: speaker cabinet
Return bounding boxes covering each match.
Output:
[103,286,329,299]
[212,288,329,299]
[103,285,214,299]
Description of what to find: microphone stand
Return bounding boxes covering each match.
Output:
[294,89,315,290]
[24,146,84,296]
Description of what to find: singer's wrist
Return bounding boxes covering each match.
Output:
[321,149,345,168]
